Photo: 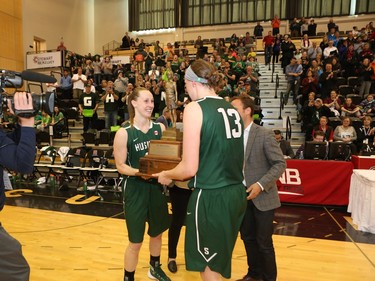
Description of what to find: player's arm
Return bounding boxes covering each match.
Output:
[114,128,139,176]
[155,102,201,184]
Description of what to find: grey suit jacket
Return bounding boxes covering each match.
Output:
[244,124,286,211]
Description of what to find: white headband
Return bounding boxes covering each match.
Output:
[185,66,208,84]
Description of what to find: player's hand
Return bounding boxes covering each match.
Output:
[153,171,173,186]
[246,183,262,200]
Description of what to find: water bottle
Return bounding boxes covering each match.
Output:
[50,175,56,188]
[83,179,88,193]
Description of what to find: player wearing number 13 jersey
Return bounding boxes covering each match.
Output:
[156,59,247,280]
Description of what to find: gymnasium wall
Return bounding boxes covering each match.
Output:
[0,0,23,72]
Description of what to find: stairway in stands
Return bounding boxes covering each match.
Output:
[258,63,305,151]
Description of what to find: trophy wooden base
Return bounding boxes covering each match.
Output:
[138,155,181,175]
[162,128,183,141]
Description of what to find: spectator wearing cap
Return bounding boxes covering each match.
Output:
[274,130,295,158]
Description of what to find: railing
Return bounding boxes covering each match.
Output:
[102,40,121,55]
[274,74,279,99]
[278,91,285,120]
[285,116,292,141]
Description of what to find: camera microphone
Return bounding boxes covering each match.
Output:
[21,70,57,84]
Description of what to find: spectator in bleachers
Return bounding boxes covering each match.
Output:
[333,116,357,154]
[295,130,326,159]
[285,57,303,104]
[150,80,162,117]
[319,63,338,99]
[342,43,359,77]
[51,106,65,137]
[290,18,300,38]
[247,46,257,59]
[125,64,137,85]
[354,36,365,54]
[254,22,264,38]
[92,55,102,86]
[300,34,312,53]
[301,69,319,103]
[327,18,338,32]
[356,115,375,152]
[300,51,310,74]
[121,32,131,49]
[359,43,374,61]
[359,94,375,116]
[101,56,113,82]
[56,39,67,51]
[272,34,282,64]
[323,40,338,59]
[222,61,237,90]
[101,81,119,130]
[300,18,309,36]
[36,110,51,132]
[263,31,274,65]
[79,83,99,132]
[236,41,247,58]
[246,56,260,75]
[341,97,361,117]
[148,64,160,81]
[274,129,295,158]
[358,58,374,97]
[135,71,145,88]
[327,28,337,42]
[281,35,296,72]
[312,116,334,142]
[165,43,175,62]
[331,57,342,76]
[271,15,281,35]
[84,59,94,80]
[243,31,256,53]
[120,83,134,122]
[72,67,87,99]
[113,71,128,98]
[323,90,341,117]
[303,98,331,140]
[319,35,329,55]
[171,54,180,73]
[332,31,344,47]
[307,41,322,60]
[144,46,155,74]
[59,69,73,99]
[309,59,323,78]
[308,19,317,37]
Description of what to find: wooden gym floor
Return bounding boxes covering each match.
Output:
[1,182,375,281]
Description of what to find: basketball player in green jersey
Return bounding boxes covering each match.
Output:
[155,60,247,280]
[114,87,171,281]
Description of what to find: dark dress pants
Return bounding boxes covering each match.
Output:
[240,200,277,281]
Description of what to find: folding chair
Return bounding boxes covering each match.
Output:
[50,147,89,189]
[79,149,105,187]
[95,148,122,193]
[33,146,57,181]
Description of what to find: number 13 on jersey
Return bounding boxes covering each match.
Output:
[217,108,242,139]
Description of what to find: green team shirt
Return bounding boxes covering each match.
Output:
[124,121,162,169]
[188,96,244,190]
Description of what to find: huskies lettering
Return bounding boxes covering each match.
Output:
[134,141,149,152]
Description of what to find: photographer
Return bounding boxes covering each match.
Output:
[0,92,36,281]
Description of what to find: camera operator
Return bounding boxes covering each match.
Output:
[0,92,36,281]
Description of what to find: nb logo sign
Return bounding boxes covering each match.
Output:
[279,168,301,185]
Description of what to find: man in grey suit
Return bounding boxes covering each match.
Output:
[231,96,286,281]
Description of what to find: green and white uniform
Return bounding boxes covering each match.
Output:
[122,121,170,243]
[186,96,247,278]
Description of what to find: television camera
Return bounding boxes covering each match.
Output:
[0,69,56,118]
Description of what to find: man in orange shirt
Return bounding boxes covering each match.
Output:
[271,15,281,35]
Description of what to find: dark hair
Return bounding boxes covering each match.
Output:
[313,130,325,138]
[127,87,149,125]
[274,129,282,135]
[230,95,255,117]
[190,59,224,89]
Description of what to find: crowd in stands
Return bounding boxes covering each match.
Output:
[16,17,375,154]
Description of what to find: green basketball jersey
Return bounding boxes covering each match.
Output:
[124,121,162,169]
[188,96,244,189]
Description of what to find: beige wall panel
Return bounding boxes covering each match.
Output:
[0,13,16,60]
[0,57,17,72]
[0,0,15,16]
[14,0,22,19]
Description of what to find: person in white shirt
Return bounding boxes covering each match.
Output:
[71,67,87,99]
